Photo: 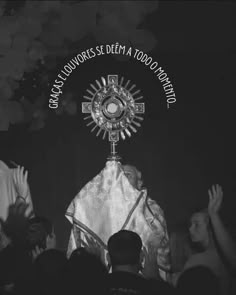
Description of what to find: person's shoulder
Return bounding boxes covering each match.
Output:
[148,278,175,294]
[107,271,150,295]
[186,250,217,266]
[108,271,146,279]
[108,271,147,284]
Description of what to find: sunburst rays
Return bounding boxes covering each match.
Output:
[82,75,145,141]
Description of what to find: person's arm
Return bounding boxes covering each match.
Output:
[12,166,34,218]
[83,234,107,267]
[208,184,236,269]
[142,245,161,280]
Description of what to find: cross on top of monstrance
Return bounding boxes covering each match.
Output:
[82,75,145,160]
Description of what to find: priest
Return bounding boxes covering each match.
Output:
[66,160,170,280]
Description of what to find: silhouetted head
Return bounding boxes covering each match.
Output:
[177,266,220,295]
[62,247,108,295]
[107,230,143,272]
[30,249,67,295]
[33,248,67,280]
[27,216,56,251]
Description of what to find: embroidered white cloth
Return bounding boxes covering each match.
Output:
[0,160,34,221]
[66,161,170,277]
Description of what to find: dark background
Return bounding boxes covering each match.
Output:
[1,1,236,251]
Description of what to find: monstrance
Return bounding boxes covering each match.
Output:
[82,75,145,160]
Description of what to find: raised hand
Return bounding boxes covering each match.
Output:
[6,197,29,225]
[12,166,30,200]
[84,235,106,265]
[142,246,159,279]
[32,245,45,262]
[207,184,236,269]
[208,184,223,217]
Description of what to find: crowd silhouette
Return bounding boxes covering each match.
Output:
[0,165,235,295]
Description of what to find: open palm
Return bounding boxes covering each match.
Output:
[208,184,223,216]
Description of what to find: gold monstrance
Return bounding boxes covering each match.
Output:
[82,75,145,160]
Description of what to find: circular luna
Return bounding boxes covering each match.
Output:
[82,75,145,142]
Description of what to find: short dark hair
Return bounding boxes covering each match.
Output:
[107,230,142,266]
[63,247,108,294]
[26,216,53,250]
